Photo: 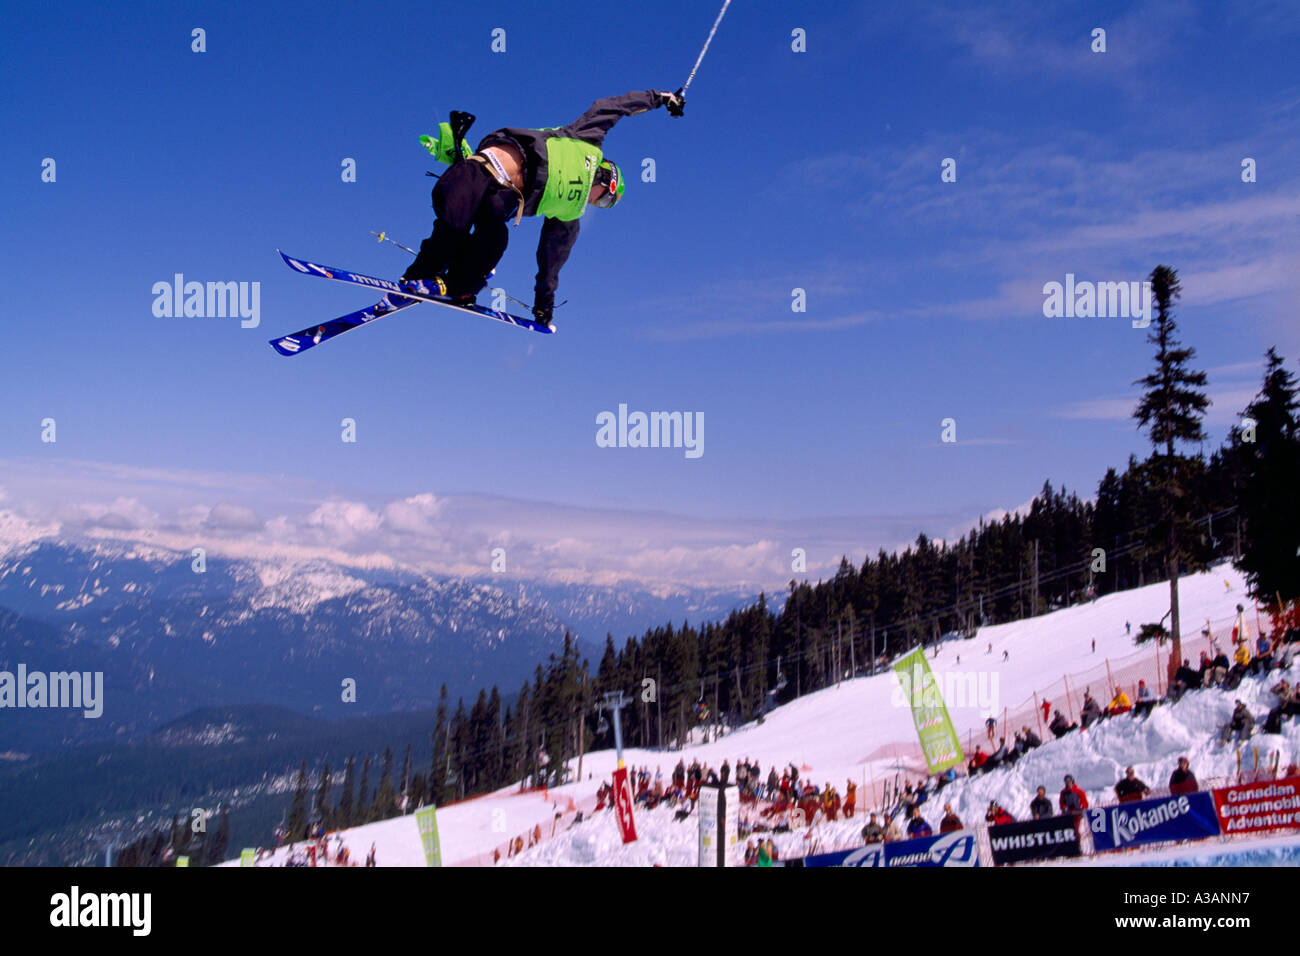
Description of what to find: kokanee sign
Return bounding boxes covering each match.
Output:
[988,815,1081,865]
[1212,777,1300,835]
[1087,792,1220,852]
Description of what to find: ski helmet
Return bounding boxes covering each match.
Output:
[590,159,625,209]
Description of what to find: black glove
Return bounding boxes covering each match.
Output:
[532,304,553,327]
[660,88,685,117]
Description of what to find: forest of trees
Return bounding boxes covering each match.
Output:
[258,267,1300,852]
[115,805,230,867]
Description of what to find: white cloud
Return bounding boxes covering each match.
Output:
[204,502,264,532]
[59,496,160,531]
[381,493,443,535]
[305,500,382,542]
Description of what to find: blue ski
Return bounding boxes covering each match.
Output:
[269,292,422,356]
[277,249,556,336]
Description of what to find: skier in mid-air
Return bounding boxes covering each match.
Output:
[401,89,685,327]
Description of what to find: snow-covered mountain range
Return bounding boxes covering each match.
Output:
[0,532,752,754]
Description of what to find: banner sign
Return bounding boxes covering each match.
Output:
[698,783,739,866]
[416,806,442,867]
[803,830,979,868]
[988,815,1081,865]
[612,765,638,844]
[893,647,964,773]
[1087,792,1220,852]
[1212,777,1300,835]
[239,848,256,867]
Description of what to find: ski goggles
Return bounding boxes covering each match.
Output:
[590,180,619,209]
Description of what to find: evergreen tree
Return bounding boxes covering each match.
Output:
[1235,348,1300,603]
[335,755,356,829]
[148,831,167,867]
[400,743,412,812]
[372,746,396,821]
[430,684,449,800]
[286,759,310,842]
[1132,265,1210,683]
[208,804,230,865]
[314,762,332,828]
[169,813,186,859]
[357,755,371,824]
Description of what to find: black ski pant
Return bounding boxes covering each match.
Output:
[406,159,516,296]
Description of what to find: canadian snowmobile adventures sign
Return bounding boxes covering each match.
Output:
[892,647,964,773]
[1086,792,1220,852]
[1212,777,1300,835]
[988,816,1081,865]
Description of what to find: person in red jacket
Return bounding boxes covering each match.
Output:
[939,804,964,832]
[989,803,1015,826]
[843,781,857,819]
[1059,774,1088,814]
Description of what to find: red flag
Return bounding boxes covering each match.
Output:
[612,766,639,844]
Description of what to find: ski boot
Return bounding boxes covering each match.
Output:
[398,275,448,298]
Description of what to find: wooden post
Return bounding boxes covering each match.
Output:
[1033,691,1045,739]
[1062,675,1076,723]
[1105,659,1115,699]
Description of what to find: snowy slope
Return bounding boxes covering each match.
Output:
[227,563,1300,867]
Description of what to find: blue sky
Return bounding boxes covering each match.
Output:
[2,0,1298,589]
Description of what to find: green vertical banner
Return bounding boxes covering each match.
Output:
[175,855,190,868]
[240,849,256,867]
[416,806,442,867]
[893,647,964,773]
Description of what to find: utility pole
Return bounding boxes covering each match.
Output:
[601,691,630,767]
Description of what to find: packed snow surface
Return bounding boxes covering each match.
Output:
[227,564,1300,867]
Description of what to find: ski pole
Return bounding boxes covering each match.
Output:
[371,230,418,255]
[679,0,733,97]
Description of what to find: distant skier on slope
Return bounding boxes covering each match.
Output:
[401,90,685,327]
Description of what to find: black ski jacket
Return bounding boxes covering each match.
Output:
[478,90,670,310]
[1029,796,1054,819]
